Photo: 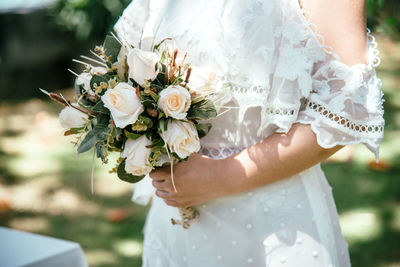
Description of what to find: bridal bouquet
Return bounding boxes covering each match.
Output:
[42,34,218,228]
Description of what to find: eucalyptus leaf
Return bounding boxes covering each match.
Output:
[77,114,111,154]
[195,123,212,139]
[103,35,122,63]
[95,143,105,161]
[92,100,110,114]
[187,99,217,120]
[77,130,97,154]
[117,159,145,183]
[90,75,108,92]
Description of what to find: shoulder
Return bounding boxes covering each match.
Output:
[303,0,367,66]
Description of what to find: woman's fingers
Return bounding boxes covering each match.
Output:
[155,189,172,199]
[164,199,180,207]
[152,179,172,191]
[149,168,169,181]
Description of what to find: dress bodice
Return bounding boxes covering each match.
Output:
[115,0,385,159]
[114,3,384,266]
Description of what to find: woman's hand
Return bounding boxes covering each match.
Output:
[149,153,225,207]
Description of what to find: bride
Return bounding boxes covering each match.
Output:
[114,0,385,266]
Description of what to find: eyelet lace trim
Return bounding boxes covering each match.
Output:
[298,0,381,68]
[199,147,245,159]
[230,84,265,94]
[266,107,297,116]
[305,100,384,134]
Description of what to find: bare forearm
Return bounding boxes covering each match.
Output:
[216,123,343,196]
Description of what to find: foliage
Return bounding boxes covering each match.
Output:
[51,0,400,40]
[367,0,400,38]
[50,0,131,40]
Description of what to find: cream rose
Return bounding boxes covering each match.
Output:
[121,136,152,176]
[157,85,191,120]
[160,120,200,159]
[101,82,144,128]
[59,105,88,129]
[187,67,217,101]
[127,48,160,87]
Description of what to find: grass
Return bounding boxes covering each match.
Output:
[0,35,400,267]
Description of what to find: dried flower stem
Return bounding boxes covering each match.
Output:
[185,68,192,84]
[48,93,94,115]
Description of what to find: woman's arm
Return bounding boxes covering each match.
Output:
[150,0,368,207]
[151,124,342,207]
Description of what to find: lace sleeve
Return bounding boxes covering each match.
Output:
[296,31,385,160]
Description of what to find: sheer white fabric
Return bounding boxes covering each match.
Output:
[114,0,385,266]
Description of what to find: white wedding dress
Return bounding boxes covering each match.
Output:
[114,0,385,266]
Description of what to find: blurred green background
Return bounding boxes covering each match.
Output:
[0,0,399,266]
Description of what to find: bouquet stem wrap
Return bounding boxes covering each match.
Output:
[171,206,200,229]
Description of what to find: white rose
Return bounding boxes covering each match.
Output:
[158,85,191,120]
[127,48,160,87]
[76,72,93,94]
[91,67,108,75]
[187,67,217,100]
[160,120,200,159]
[121,136,152,176]
[101,82,144,128]
[59,105,88,129]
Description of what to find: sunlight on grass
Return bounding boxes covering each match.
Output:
[86,249,118,266]
[113,239,143,257]
[340,208,382,244]
[11,175,100,216]
[9,217,50,233]
[392,206,400,231]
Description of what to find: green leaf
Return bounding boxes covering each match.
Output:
[159,118,168,132]
[142,99,156,109]
[153,37,172,51]
[117,159,145,183]
[95,143,105,161]
[77,130,97,154]
[77,114,111,154]
[151,138,165,148]
[90,75,108,92]
[92,100,110,114]
[195,123,212,139]
[125,130,142,140]
[139,115,153,128]
[187,99,217,120]
[158,111,165,119]
[103,35,122,63]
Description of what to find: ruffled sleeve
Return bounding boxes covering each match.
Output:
[113,0,151,47]
[296,31,385,160]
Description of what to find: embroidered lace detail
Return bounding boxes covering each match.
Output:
[298,0,335,56]
[366,28,381,67]
[305,100,384,135]
[199,147,245,159]
[230,84,265,94]
[298,0,381,68]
